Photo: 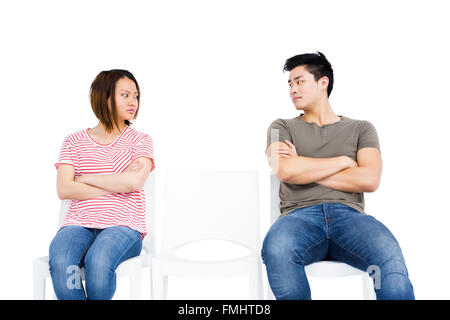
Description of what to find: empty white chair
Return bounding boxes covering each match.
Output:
[151,171,263,300]
[267,174,375,300]
[33,173,156,300]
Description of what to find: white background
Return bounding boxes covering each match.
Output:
[0,0,449,299]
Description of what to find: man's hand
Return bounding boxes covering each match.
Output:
[344,156,359,169]
[276,140,298,158]
[276,140,358,169]
[315,147,382,193]
[267,140,360,185]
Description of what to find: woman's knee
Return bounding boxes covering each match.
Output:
[49,226,87,275]
[83,252,116,299]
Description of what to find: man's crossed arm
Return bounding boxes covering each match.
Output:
[266,141,382,193]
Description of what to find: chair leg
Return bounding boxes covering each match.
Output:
[162,275,168,300]
[257,261,264,299]
[33,270,46,300]
[249,261,264,299]
[151,263,166,300]
[267,287,275,300]
[149,267,154,300]
[362,274,376,300]
[129,271,142,300]
[33,260,48,300]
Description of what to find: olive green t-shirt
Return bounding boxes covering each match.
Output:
[266,114,380,216]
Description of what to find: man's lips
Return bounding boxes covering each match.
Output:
[293,96,302,101]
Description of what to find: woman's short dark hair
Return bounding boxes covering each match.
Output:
[90,69,140,133]
[283,52,334,97]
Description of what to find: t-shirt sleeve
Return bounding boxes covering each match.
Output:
[357,120,380,152]
[266,119,292,152]
[54,136,75,169]
[133,134,155,172]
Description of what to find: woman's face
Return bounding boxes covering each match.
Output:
[113,77,139,123]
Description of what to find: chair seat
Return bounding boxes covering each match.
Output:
[33,254,146,280]
[305,261,366,277]
[152,253,260,278]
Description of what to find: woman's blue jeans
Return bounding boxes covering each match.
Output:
[261,203,414,300]
[49,225,142,300]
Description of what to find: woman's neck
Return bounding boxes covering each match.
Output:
[90,122,126,138]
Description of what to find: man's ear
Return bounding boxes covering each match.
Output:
[319,76,329,91]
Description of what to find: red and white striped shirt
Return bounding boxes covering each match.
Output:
[54,125,154,238]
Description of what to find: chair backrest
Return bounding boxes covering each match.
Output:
[270,174,281,224]
[142,173,156,254]
[57,173,156,254]
[161,171,261,256]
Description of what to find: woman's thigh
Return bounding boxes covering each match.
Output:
[82,226,142,299]
[48,225,95,299]
[83,225,142,276]
[49,225,95,269]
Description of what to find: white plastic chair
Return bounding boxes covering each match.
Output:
[267,174,376,300]
[151,171,264,300]
[33,173,156,300]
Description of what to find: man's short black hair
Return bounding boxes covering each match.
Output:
[283,52,334,97]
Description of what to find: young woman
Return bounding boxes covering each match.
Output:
[49,69,154,300]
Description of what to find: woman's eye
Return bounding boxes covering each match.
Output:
[122,93,128,97]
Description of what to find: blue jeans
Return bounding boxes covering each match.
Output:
[261,203,414,300]
[49,225,142,300]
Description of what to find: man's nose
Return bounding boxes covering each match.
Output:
[290,85,297,95]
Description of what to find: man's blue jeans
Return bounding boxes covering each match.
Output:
[261,203,414,300]
[49,225,142,300]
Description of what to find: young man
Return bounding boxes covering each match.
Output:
[262,52,414,300]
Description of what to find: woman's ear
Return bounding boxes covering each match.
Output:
[107,96,112,112]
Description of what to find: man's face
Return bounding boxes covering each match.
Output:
[288,65,328,111]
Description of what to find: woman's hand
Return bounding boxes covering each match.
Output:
[73,162,143,186]
[277,140,298,158]
[124,161,144,173]
[74,175,85,183]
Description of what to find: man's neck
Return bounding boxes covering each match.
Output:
[301,99,340,127]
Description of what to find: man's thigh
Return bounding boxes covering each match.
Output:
[328,205,407,272]
[262,207,328,265]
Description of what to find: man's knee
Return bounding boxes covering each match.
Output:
[262,225,302,265]
[371,255,414,299]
